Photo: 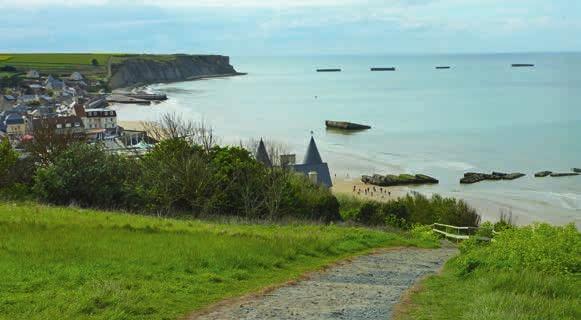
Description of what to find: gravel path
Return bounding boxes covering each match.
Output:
[191,246,457,320]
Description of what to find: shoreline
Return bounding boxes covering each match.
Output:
[332,176,579,227]
[112,72,247,94]
[111,76,579,229]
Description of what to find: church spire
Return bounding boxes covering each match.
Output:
[303,135,323,165]
[255,138,272,167]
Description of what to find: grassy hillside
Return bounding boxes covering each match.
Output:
[395,223,581,320]
[0,202,434,320]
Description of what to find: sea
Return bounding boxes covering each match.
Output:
[111,53,581,226]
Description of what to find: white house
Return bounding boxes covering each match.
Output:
[74,104,117,135]
[25,70,40,79]
[69,72,84,81]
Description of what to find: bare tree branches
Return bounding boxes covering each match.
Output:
[143,113,218,152]
[24,120,85,166]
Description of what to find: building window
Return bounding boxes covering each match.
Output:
[56,124,62,129]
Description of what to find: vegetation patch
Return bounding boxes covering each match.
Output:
[338,192,481,229]
[0,202,435,320]
[394,223,581,320]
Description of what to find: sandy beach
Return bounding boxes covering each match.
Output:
[118,120,148,131]
[331,177,408,202]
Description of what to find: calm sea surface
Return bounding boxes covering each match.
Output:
[112,53,581,226]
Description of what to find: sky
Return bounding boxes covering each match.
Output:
[0,0,579,55]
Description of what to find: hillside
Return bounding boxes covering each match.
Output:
[0,202,433,320]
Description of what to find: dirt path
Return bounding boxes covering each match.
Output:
[191,246,457,320]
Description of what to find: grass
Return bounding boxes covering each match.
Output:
[0,53,199,81]
[395,266,580,320]
[0,72,17,79]
[0,53,112,66]
[0,202,435,320]
[395,223,581,320]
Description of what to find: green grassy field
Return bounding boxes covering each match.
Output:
[0,202,435,320]
[0,53,181,80]
[0,53,112,66]
[0,53,113,79]
[395,223,581,320]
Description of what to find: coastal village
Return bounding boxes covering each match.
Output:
[0,69,155,155]
[0,68,339,187]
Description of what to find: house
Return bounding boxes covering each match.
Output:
[255,135,333,188]
[0,95,16,110]
[290,136,333,188]
[4,113,27,138]
[45,75,65,91]
[25,70,40,79]
[75,104,117,134]
[18,94,39,105]
[31,116,84,136]
[69,72,84,81]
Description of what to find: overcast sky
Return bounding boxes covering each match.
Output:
[0,0,579,55]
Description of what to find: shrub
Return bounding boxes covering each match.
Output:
[33,143,138,208]
[357,202,382,225]
[138,138,217,214]
[410,224,439,243]
[341,192,481,229]
[457,223,581,275]
[0,138,18,186]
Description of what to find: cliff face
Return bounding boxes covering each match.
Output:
[108,55,238,89]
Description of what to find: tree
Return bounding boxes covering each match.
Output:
[0,138,18,186]
[23,119,85,166]
[91,58,99,66]
[143,113,218,153]
[139,138,218,215]
[33,143,137,208]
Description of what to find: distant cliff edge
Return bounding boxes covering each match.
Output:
[108,54,241,89]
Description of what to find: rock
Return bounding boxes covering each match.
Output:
[504,173,526,180]
[550,172,580,177]
[573,168,581,173]
[460,171,525,184]
[535,171,552,177]
[460,172,488,184]
[362,173,439,187]
[415,174,439,184]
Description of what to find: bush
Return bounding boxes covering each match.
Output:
[33,143,138,208]
[457,223,581,275]
[410,224,439,243]
[0,138,18,187]
[340,192,481,229]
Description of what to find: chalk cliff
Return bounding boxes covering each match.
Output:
[108,55,239,89]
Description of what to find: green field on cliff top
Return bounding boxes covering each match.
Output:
[0,202,435,320]
[0,53,180,79]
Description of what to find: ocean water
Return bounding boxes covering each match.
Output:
[112,53,581,226]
